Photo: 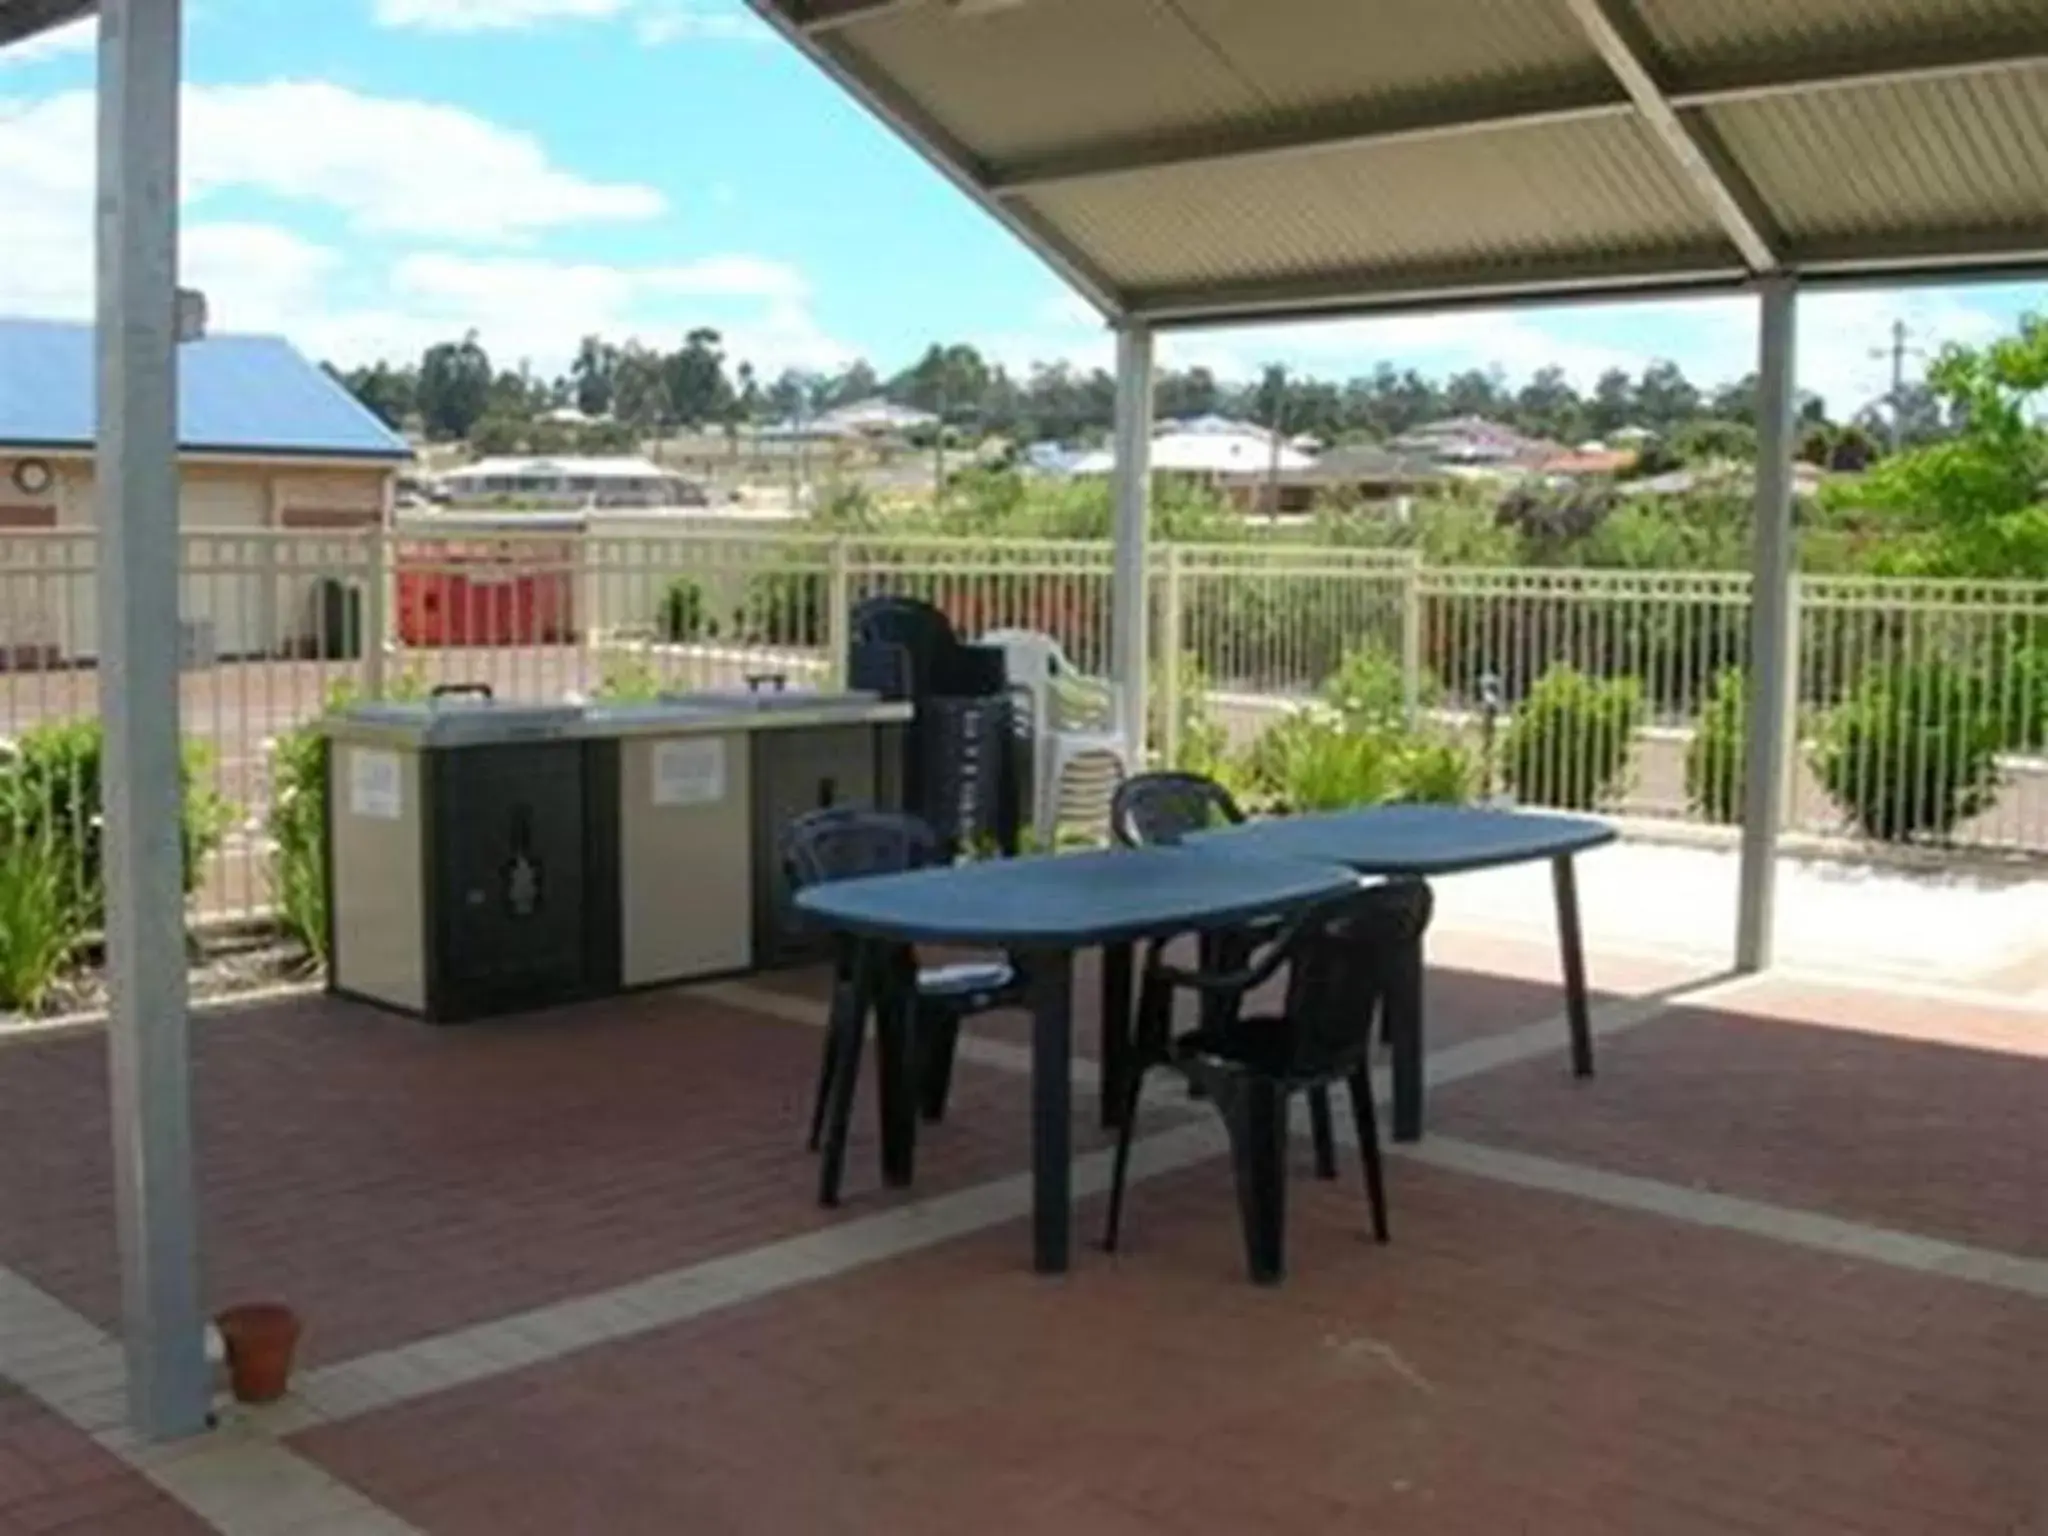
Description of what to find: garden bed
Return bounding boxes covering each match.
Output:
[0,925,314,1029]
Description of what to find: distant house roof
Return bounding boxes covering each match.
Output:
[1298,442,1444,484]
[440,455,683,485]
[1538,447,1639,478]
[1070,425,1313,478]
[0,318,411,461]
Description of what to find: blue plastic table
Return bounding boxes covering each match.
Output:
[1187,805,1616,1140]
[794,847,1359,1273]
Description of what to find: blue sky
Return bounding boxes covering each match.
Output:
[3,0,2045,417]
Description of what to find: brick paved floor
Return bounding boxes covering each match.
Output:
[0,1385,206,1536]
[0,946,2040,1535]
[0,986,1184,1366]
[291,1155,2046,1536]
[1433,984,2048,1257]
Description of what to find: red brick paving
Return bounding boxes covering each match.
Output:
[1432,978,2048,1257]
[0,1387,205,1536]
[291,1157,2048,1536]
[0,987,1179,1367]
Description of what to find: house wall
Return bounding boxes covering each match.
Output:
[0,452,393,663]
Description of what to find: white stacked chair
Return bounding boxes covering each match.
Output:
[981,628,1134,844]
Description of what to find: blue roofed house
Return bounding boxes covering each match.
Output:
[0,312,410,664]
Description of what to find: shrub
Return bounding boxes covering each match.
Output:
[743,565,828,645]
[1686,668,1747,824]
[0,720,232,926]
[1318,640,1411,730]
[1501,666,1642,810]
[0,835,85,1012]
[1811,661,2004,842]
[268,673,426,964]
[1149,651,1229,775]
[1245,707,1476,813]
[658,576,712,642]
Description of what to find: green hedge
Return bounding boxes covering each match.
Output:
[1811,661,2004,842]
[0,720,231,927]
[1501,666,1642,810]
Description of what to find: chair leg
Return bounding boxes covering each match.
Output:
[917,1001,962,1124]
[816,945,872,1208]
[1347,1070,1390,1244]
[806,1018,840,1153]
[1100,1063,1149,1253]
[1308,1087,1338,1179]
[1221,1079,1290,1285]
[808,951,860,1150]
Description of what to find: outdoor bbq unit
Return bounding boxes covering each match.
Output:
[321,688,909,1022]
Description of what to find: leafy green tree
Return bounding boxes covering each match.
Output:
[572,335,619,417]
[416,332,492,441]
[1855,313,2048,576]
[665,327,731,426]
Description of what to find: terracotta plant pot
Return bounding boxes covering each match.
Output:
[214,1303,301,1405]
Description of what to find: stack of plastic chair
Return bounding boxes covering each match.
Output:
[980,628,1133,844]
[846,595,1019,857]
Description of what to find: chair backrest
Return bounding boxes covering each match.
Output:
[780,806,942,892]
[980,628,1114,736]
[849,596,1005,700]
[1111,771,1245,848]
[1277,894,1400,1079]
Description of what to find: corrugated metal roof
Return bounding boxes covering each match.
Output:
[1712,68,2048,257]
[749,0,2048,324]
[1028,114,1719,296]
[0,319,412,459]
[0,0,91,48]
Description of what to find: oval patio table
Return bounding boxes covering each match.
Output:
[795,845,1359,1274]
[1184,804,1617,1142]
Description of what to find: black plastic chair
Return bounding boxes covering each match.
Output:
[1109,770,1247,847]
[1109,771,1343,1180]
[1102,893,1394,1284]
[781,807,1028,1204]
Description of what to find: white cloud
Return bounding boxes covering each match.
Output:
[344,251,850,374]
[0,78,666,322]
[372,0,627,31]
[0,16,94,67]
[372,0,768,42]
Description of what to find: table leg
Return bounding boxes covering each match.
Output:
[1026,948,1075,1275]
[1384,914,1427,1144]
[1099,941,1134,1130]
[1553,855,1595,1079]
[874,944,918,1188]
[817,938,873,1207]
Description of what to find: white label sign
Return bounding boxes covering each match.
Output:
[652,737,727,808]
[348,747,403,820]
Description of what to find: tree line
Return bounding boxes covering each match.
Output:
[329,328,1955,459]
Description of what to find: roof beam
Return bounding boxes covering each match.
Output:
[1128,249,1750,329]
[788,0,918,34]
[739,0,1125,315]
[989,34,2048,196]
[990,88,1636,194]
[1561,0,1781,271]
[0,0,94,46]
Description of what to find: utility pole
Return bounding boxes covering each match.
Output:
[1263,363,1287,522]
[1869,318,1924,451]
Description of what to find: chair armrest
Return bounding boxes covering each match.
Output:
[1143,901,1330,998]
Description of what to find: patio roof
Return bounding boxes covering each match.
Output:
[745,0,2048,325]
[0,0,90,46]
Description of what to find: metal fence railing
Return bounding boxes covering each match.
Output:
[3,528,2045,927]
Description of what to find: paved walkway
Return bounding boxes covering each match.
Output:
[0,924,2039,1534]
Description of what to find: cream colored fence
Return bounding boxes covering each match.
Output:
[2,528,2044,924]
